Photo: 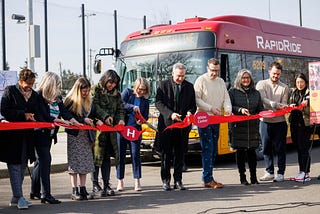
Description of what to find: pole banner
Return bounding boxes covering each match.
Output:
[309,62,320,124]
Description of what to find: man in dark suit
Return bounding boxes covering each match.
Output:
[155,62,197,191]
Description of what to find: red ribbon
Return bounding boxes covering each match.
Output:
[134,111,147,123]
[164,104,305,131]
[96,124,125,132]
[0,121,54,130]
[0,104,305,140]
[53,121,97,130]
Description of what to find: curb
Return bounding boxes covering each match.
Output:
[0,163,68,179]
[0,151,156,179]
[0,158,124,179]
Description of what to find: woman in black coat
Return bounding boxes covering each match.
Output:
[229,69,264,185]
[288,73,312,182]
[0,68,38,209]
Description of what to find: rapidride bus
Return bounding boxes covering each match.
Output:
[96,15,320,157]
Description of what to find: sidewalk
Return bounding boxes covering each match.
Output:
[0,132,68,178]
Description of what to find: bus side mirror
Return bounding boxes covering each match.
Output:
[94,59,102,74]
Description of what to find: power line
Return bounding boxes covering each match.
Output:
[34,1,150,22]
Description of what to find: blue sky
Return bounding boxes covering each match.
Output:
[1,0,319,84]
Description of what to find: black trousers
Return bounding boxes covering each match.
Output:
[290,124,312,173]
[236,147,257,179]
[160,128,188,183]
[31,144,52,197]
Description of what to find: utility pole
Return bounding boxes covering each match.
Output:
[299,0,302,26]
[114,10,118,61]
[2,0,7,70]
[44,0,48,71]
[143,15,146,29]
[81,4,86,77]
[27,0,34,72]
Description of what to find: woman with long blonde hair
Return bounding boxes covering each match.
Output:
[64,77,97,200]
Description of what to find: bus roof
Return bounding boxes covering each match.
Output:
[124,15,320,58]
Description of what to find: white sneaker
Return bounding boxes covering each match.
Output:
[295,172,311,182]
[273,174,284,182]
[290,172,302,181]
[260,172,274,181]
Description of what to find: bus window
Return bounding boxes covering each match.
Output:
[220,54,231,89]
[219,52,314,89]
[158,50,215,84]
[119,55,157,102]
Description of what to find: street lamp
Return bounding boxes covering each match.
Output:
[11,0,40,73]
[11,14,26,24]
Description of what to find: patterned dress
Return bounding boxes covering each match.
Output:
[67,130,95,174]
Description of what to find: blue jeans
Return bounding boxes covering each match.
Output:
[116,135,141,179]
[198,124,220,183]
[259,121,287,175]
[7,163,27,198]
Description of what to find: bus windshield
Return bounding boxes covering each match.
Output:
[118,49,215,104]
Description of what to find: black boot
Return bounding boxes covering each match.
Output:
[92,181,103,197]
[103,180,115,196]
[240,173,249,185]
[237,150,249,185]
[250,173,259,185]
[248,148,259,184]
[79,186,88,200]
[71,187,82,200]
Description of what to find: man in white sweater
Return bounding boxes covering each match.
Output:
[256,61,289,182]
[194,58,232,188]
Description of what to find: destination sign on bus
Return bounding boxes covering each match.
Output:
[121,32,215,56]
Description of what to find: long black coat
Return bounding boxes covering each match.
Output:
[228,86,264,149]
[0,84,39,164]
[155,77,196,145]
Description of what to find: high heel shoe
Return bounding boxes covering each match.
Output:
[134,179,142,191]
[41,194,61,204]
[117,179,124,191]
